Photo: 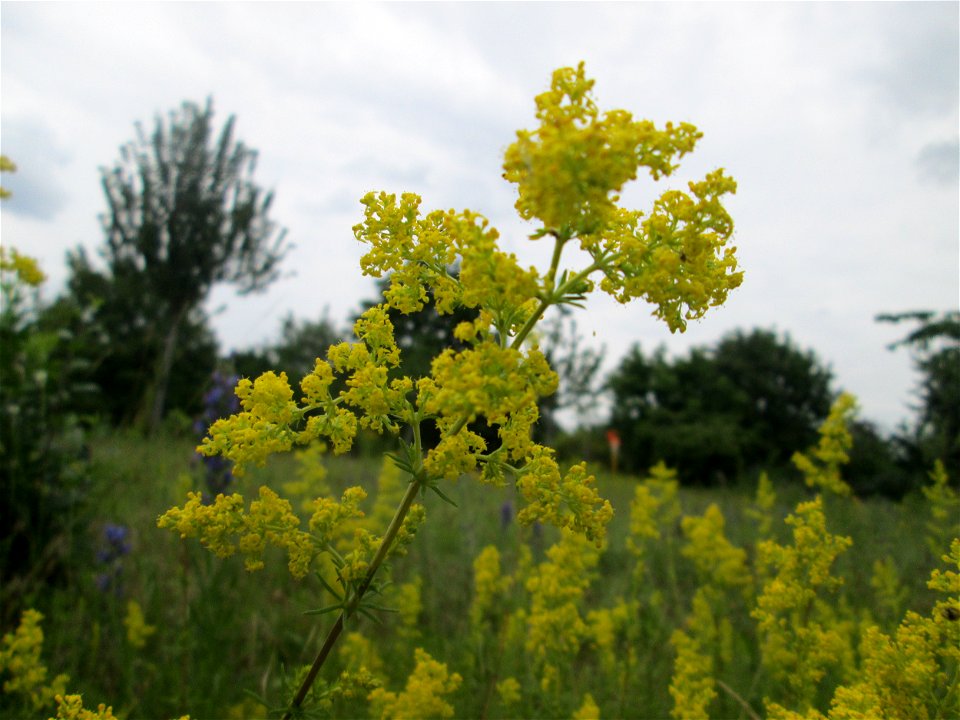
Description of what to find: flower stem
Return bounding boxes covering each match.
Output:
[281,475,422,719]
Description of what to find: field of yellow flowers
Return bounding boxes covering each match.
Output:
[3,398,958,719]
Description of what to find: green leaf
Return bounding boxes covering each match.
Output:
[428,484,458,507]
[303,604,344,616]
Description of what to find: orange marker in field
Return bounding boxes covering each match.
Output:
[606,429,621,474]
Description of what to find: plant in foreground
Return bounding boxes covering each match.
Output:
[158,62,742,716]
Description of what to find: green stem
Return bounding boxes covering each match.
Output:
[281,477,422,719]
[510,246,615,353]
[716,679,761,720]
[510,233,568,350]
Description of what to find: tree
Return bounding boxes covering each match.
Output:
[53,247,220,426]
[878,310,960,476]
[711,329,834,466]
[608,329,836,484]
[90,98,288,432]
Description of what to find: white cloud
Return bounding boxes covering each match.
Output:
[1,2,956,433]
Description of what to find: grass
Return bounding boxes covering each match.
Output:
[2,428,947,719]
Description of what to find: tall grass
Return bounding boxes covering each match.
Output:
[8,429,940,718]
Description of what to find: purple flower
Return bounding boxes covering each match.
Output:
[500,501,513,528]
[104,523,130,552]
[95,522,130,596]
[195,371,240,502]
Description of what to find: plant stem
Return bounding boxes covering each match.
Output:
[282,476,422,718]
[716,679,761,720]
[510,234,567,350]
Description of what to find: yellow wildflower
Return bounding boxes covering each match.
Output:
[338,631,384,676]
[523,530,599,688]
[669,625,716,720]
[627,462,680,581]
[469,545,514,630]
[870,556,909,627]
[50,695,118,720]
[0,154,16,199]
[392,577,423,641]
[514,447,613,545]
[812,542,959,719]
[572,692,600,720]
[122,600,156,649]
[0,609,69,711]
[586,599,633,679]
[367,647,461,719]
[159,485,367,579]
[503,62,700,234]
[0,246,47,287]
[496,676,522,708]
[745,471,777,540]
[681,503,752,593]
[792,393,857,497]
[753,496,854,709]
[283,441,330,513]
[923,460,960,557]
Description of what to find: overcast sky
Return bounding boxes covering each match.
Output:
[2,2,958,432]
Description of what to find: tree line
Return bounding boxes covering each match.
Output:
[601,322,957,497]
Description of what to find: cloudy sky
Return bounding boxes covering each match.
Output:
[2,2,957,432]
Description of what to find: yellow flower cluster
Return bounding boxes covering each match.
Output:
[327,667,382,706]
[338,631,385,676]
[514,451,614,546]
[522,530,600,691]
[503,62,742,333]
[792,393,857,497]
[197,371,309,475]
[0,154,16,199]
[0,246,47,287]
[669,618,717,720]
[572,692,601,720]
[283,442,330,512]
[367,648,462,719]
[196,304,407,476]
[586,599,634,680]
[869,556,910,626]
[420,342,557,430]
[591,171,742,333]
[627,462,681,581]
[354,193,540,338]
[681,503,752,594]
[176,67,744,615]
[496,676,522,708]
[50,695,118,720]
[923,459,960,556]
[671,500,749,719]
[503,62,700,235]
[767,539,960,719]
[161,63,745,715]
[752,496,855,708]
[469,545,514,630]
[0,609,69,711]
[157,485,362,578]
[745,471,777,540]
[122,600,156,649]
[391,577,423,642]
